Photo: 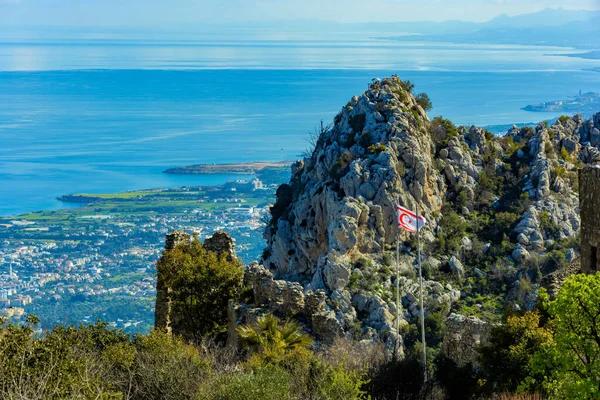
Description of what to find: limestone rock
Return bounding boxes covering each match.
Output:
[448,256,465,278]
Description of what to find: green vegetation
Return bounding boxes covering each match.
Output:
[367,144,387,155]
[530,275,600,398]
[430,116,459,150]
[237,314,313,360]
[358,131,373,148]
[415,93,433,112]
[560,147,572,162]
[349,113,366,133]
[557,115,571,125]
[156,235,244,340]
[2,316,377,400]
[479,312,553,393]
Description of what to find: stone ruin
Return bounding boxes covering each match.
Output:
[154,230,236,335]
[580,162,600,274]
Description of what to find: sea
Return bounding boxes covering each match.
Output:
[1,38,600,216]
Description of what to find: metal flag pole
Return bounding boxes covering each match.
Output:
[395,227,400,359]
[416,200,427,382]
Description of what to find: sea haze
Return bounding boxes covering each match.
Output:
[0,39,599,216]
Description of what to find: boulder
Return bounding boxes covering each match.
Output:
[448,256,465,278]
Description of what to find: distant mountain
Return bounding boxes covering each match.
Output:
[485,8,596,28]
[381,8,600,49]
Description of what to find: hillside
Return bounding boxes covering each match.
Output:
[244,75,600,345]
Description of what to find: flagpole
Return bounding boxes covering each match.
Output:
[416,201,427,382]
[395,228,400,359]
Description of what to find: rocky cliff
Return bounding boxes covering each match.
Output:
[243,75,600,346]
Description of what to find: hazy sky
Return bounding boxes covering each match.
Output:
[0,0,599,27]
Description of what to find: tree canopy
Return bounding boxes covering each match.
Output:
[156,235,244,340]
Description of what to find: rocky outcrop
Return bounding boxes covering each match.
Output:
[244,76,599,345]
[442,313,493,367]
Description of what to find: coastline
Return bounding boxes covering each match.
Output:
[163,161,293,175]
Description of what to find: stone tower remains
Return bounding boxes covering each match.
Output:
[580,163,600,273]
[154,230,191,333]
[154,230,237,335]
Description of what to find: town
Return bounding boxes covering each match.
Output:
[0,178,280,333]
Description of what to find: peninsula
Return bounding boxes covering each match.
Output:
[164,161,292,184]
[522,91,600,114]
[164,161,291,175]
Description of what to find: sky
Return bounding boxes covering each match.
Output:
[0,0,599,27]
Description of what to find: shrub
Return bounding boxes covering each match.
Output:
[367,144,387,154]
[435,355,480,400]
[237,314,313,361]
[343,133,356,148]
[203,364,295,400]
[122,331,210,400]
[560,147,571,162]
[478,312,553,394]
[415,93,432,111]
[358,131,373,148]
[156,235,244,340]
[349,113,366,133]
[400,79,415,93]
[0,320,119,399]
[330,151,353,179]
[529,274,600,398]
[538,210,558,237]
[557,115,571,125]
[317,363,370,400]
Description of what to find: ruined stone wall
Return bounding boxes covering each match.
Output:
[580,164,600,273]
[154,230,238,335]
[204,231,236,260]
[154,230,191,332]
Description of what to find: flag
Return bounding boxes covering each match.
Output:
[397,205,426,233]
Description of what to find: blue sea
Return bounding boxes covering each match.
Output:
[1,38,600,216]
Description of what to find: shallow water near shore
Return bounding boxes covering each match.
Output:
[1,39,599,216]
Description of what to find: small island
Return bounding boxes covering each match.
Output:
[522,91,600,114]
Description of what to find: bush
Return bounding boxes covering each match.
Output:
[0,320,119,399]
[118,331,210,400]
[203,364,294,400]
[560,147,571,162]
[435,355,479,400]
[415,93,432,112]
[529,274,600,398]
[557,115,571,125]
[400,79,415,93]
[478,312,553,394]
[156,236,244,340]
[430,116,458,147]
[367,143,387,154]
[349,113,366,133]
[358,131,373,148]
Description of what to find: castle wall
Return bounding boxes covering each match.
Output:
[580,165,600,273]
[154,231,191,331]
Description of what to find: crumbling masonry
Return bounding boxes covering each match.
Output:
[580,163,600,273]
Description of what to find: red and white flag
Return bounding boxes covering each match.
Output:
[397,205,426,233]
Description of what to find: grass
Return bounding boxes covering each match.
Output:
[108,271,147,283]
[71,190,206,200]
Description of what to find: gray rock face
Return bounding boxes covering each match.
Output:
[512,244,530,263]
[244,77,599,344]
[448,256,465,278]
[442,313,493,367]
